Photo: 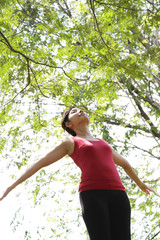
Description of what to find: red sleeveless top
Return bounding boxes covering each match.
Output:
[69,136,125,193]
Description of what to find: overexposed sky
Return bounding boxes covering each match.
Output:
[0,97,159,239]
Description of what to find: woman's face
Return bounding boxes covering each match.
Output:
[67,108,89,128]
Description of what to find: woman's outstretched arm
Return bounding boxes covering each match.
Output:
[112,150,153,195]
[0,137,73,201]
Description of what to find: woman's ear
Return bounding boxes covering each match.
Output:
[65,121,72,128]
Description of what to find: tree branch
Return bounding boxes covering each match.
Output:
[29,66,53,99]
[0,31,61,69]
[94,0,145,12]
[146,67,160,88]
[0,31,80,84]
[97,118,151,134]
[130,81,160,110]
[89,0,114,57]
[150,231,160,240]
[3,58,31,107]
[56,0,72,18]
[115,75,160,142]
[127,87,160,138]
[131,29,151,49]
[118,140,160,159]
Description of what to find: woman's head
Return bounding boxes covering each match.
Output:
[61,107,89,136]
[61,107,76,136]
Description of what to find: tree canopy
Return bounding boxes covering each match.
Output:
[0,0,160,239]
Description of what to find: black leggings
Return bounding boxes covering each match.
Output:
[80,190,131,240]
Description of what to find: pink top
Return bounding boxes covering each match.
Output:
[69,136,125,192]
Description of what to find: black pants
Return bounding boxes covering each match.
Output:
[80,190,131,240]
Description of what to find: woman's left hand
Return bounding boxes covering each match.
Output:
[138,182,154,195]
[0,186,12,201]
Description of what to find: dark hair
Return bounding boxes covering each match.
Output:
[61,107,76,136]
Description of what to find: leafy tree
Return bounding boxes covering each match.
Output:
[0,0,160,239]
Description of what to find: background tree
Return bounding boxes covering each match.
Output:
[0,0,160,239]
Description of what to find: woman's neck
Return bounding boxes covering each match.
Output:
[75,126,95,140]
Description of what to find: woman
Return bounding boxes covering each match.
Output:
[0,107,152,239]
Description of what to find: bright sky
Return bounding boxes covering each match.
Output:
[0,99,159,240]
[0,161,87,240]
[1,135,159,240]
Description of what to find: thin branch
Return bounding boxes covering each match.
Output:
[118,140,160,159]
[0,30,80,84]
[130,80,160,110]
[102,118,145,130]
[29,66,52,99]
[150,231,160,240]
[0,31,61,69]
[3,59,31,107]
[119,77,160,138]
[62,47,80,68]
[61,68,78,82]
[131,96,160,138]
[89,0,114,56]
[146,227,160,240]
[147,67,160,89]
[56,0,72,18]
[126,85,160,138]
[131,30,151,49]
[94,0,146,12]
[115,75,160,144]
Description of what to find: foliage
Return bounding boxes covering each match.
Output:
[0,0,160,239]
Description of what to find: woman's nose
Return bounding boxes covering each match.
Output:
[79,109,83,114]
[78,109,83,115]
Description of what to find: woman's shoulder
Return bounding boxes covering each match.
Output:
[61,136,75,155]
[61,136,75,147]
